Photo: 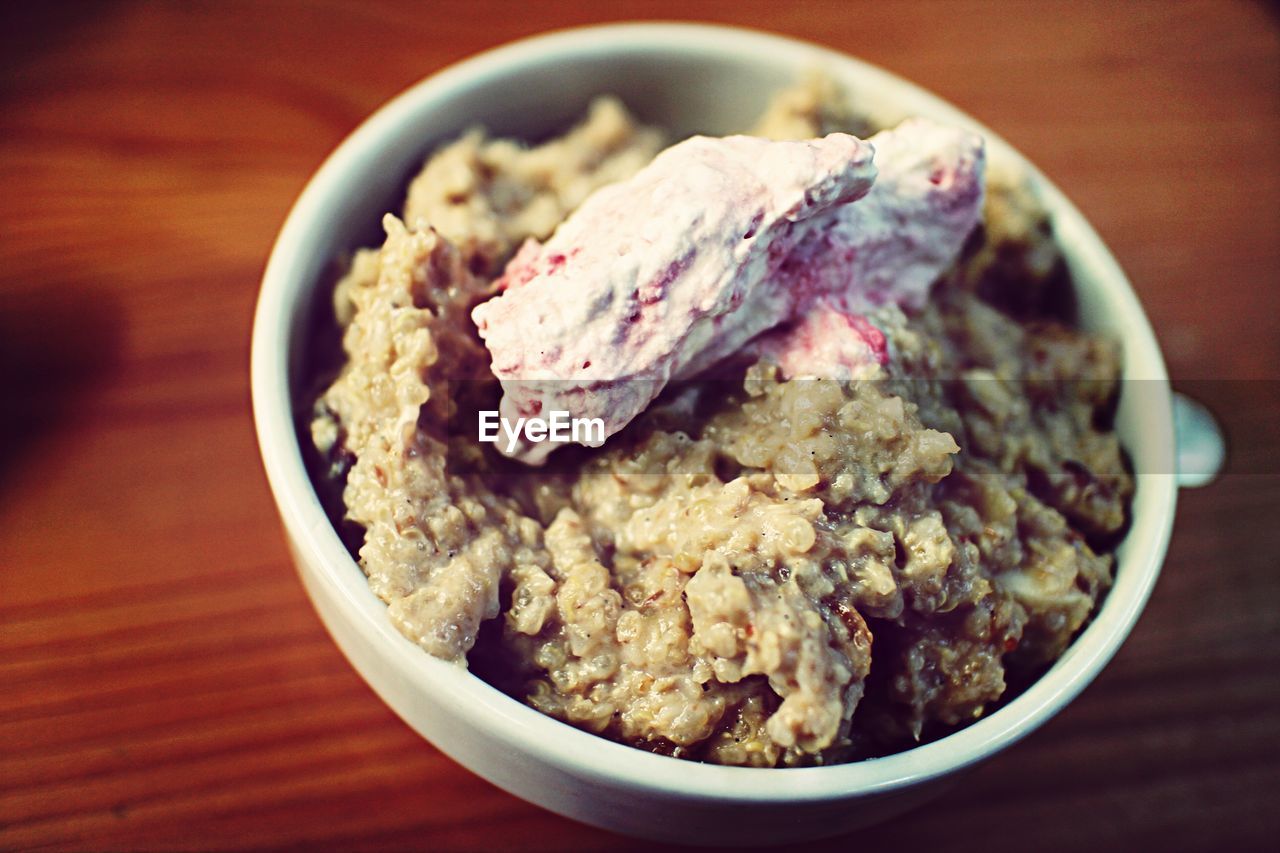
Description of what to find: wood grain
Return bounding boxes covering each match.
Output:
[2,1,1278,849]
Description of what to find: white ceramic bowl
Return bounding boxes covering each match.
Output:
[252,23,1179,845]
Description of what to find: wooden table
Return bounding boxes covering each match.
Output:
[3,1,1277,849]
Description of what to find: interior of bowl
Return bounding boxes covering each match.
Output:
[253,22,1178,800]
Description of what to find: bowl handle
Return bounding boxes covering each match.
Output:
[1172,392,1225,488]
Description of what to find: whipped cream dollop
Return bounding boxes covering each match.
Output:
[472,118,986,463]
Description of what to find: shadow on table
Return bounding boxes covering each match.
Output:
[0,2,123,98]
[0,285,124,493]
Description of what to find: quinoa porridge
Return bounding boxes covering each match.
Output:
[308,77,1133,766]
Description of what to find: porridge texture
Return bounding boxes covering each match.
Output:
[309,79,1133,765]
[402,96,667,277]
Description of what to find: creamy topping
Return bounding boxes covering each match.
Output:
[473,119,985,462]
[743,118,986,379]
[744,300,888,381]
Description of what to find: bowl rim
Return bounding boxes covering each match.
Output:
[251,21,1178,803]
